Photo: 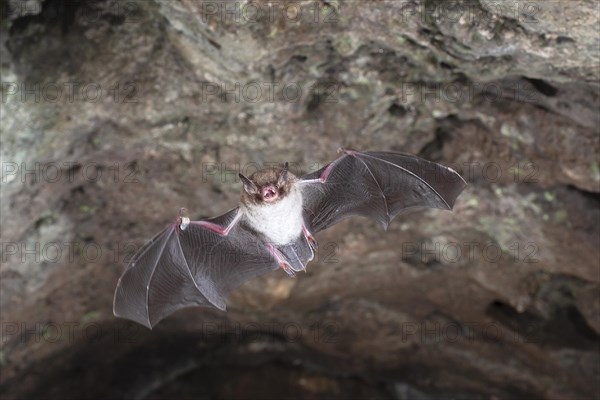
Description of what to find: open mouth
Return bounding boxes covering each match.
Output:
[262,186,278,202]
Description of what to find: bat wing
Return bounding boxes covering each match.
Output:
[113,208,278,329]
[300,149,467,234]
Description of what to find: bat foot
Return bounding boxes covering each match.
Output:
[266,243,296,277]
[280,262,296,277]
[302,225,318,251]
[306,234,318,251]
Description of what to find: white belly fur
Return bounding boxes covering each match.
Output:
[242,187,304,245]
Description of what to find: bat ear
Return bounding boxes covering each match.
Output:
[278,162,289,187]
[239,173,258,195]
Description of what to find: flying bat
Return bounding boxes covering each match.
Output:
[113,149,466,328]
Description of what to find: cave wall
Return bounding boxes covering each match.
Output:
[0,1,599,399]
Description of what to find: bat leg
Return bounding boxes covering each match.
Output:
[302,225,318,251]
[266,243,296,277]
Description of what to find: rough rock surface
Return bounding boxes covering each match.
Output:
[0,1,598,399]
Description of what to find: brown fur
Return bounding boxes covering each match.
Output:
[240,166,297,206]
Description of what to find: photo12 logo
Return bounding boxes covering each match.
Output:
[1,82,139,104]
[398,1,540,25]
[0,239,340,266]
[400,319,538,344]
[198,81,340,104]
[198,1,339,24]
[0,320,340,345]
[1,162,140,185]
[3,1,141,24]
[398,81,542,105]
[401,240,540,265]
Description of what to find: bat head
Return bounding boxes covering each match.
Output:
[239,162,296,205]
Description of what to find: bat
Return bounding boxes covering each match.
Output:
[113,149,466,328]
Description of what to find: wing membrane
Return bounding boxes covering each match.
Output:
[301,150,466,233]
[113,208,278,328]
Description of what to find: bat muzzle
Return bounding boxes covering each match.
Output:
[262,185,279,202]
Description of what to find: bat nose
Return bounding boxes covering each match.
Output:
[262,185,278,202]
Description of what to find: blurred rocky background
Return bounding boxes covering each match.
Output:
[0,0,598,399]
